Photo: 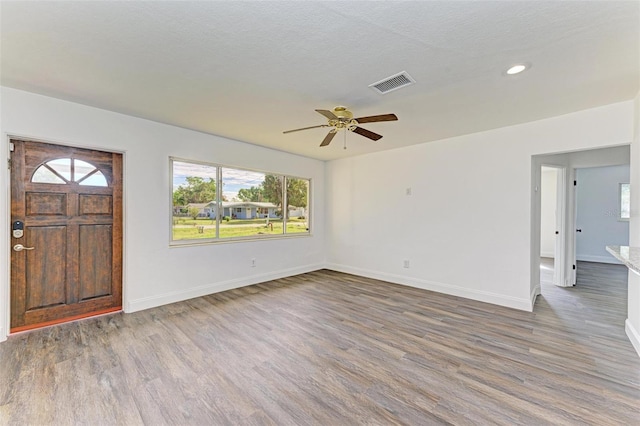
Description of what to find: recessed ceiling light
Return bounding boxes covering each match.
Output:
[506,64,528,75]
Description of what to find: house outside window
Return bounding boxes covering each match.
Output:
[171,158,311,244]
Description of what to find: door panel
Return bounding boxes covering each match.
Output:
[10,139,123,331]
[79,194,112,215]
[79,224,113,300]
[25,226,67,310]
[26,192,67,216]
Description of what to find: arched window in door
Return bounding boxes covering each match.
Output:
[31,158,108,187]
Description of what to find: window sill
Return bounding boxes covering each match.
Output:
[169,232,312,248]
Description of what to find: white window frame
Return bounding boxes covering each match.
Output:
[170,157,311,246]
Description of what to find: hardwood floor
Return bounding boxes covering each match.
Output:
[1,265,639,425]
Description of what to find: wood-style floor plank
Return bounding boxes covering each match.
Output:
[1,261,639,425]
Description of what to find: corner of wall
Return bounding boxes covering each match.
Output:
[626,319,640,357]
[1,130,10,341]
[326,262,534,312]
[530,284,541,311]
[626,91,640,357]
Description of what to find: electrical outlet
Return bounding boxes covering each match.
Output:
[251,258,256,267]
[403,260,410,268]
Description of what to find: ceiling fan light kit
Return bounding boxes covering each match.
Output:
[283,106,398,148]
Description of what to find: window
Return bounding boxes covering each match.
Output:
[286,177,310,234]
[32,158,108,187]
[171,158,310,244]
[620,183,630,220]
[171,160,218,241]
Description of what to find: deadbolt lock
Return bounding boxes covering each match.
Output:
[12,221,24,239]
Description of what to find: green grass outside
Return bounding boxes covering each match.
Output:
[173,217,307,225]
[172,217,308,240]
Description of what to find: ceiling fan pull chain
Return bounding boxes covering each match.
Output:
[344,129,347,150]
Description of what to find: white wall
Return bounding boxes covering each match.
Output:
[576,165,629,263]
[628,92,640,357]
[540,167,558,258]
[326,101,635,311]
[0,87,326,341]
[1,87,637,351]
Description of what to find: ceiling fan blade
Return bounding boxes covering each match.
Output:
[352,126,383,141]
[315,109,338,120]
[283,124,329,134]
[320,130,337,147]
[353,113,398,123]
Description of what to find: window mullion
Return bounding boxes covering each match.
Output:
[216,167,221,239]
[282,176,287,234]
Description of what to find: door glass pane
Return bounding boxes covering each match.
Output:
[286,177,310,234]
[74,159,96,181]
[32,165,66,184]
[47,158,71,181]
[172,161,218,241]
[78,170,108,187]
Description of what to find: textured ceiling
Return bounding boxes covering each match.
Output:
[1,1,638,161]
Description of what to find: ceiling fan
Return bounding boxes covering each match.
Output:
[283,106,398,147]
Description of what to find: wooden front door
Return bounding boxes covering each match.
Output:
[10,140,123,332]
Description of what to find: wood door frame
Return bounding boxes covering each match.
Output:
[2,135,126,338]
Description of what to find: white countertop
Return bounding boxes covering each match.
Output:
[606,245,640,275]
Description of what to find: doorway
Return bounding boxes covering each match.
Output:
[532,145,630,300]
[9,139,123,332]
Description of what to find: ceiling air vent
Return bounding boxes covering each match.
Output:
[369,71,415,95]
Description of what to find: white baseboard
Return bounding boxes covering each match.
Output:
[0,326,5,342]
[530,284,541,308]
[125,263,325,313]
[540,252,555,259]
[626,319,640,358]
[325,263,534,312]
[576,254,622,265]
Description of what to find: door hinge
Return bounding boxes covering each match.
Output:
[574,180,577,186]
[573,264,576,270]
[7,142,14,169]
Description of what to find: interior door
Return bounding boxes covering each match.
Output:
[553,166,566,287]
[10,139,123,332]
[570,168,578,285]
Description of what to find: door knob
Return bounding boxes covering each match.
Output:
[13,244,35,252]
